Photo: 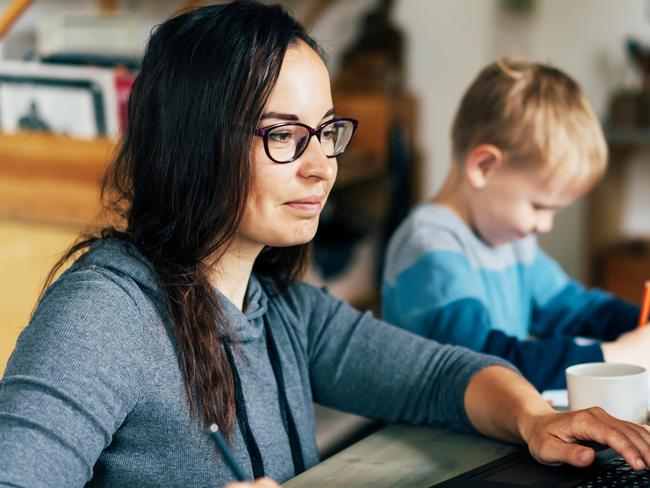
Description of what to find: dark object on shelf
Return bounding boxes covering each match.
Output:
[607,38,650,129]
[626,38,650,88]
[608,88,650,128]
[18,101,50,132]
[41,52,141,72]
[607,90,641,128]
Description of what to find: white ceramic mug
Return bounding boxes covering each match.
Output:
[566,362,648,424]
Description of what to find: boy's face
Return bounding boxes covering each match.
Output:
[468,165,577,246]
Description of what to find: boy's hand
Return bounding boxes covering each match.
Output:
[225,478,280,488]
[602,326,650,369]
[520,407,650,470]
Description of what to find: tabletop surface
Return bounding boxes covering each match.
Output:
[283,424,518,487]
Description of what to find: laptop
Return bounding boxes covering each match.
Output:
[432,444,650,487]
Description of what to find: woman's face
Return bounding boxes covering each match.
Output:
[237,41,336,251]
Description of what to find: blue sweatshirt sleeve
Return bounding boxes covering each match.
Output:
[529,249,638,341]
[427,298,604,390]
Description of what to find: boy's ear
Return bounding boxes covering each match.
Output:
[464,144,504,189]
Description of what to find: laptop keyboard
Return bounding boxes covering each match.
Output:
[575,456,650,487]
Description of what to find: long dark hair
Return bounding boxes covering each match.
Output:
[42,1,324,439]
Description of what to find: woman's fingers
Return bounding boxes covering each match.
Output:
[532,434,595,467]
[576,408,650,470]
[530,407,650,471]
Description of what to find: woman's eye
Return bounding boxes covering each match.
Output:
[321,128,335,140]
[269,131,293,143]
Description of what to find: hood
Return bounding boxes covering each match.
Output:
[72,238,267,343]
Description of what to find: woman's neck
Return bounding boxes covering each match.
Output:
[207,238,262,312]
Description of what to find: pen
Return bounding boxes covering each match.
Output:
[209,423,247,482]
[638,280,650,327]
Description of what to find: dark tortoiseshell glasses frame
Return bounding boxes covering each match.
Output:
[254,117,358,164]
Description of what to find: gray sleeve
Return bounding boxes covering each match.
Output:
[305,286,516,432]
[0,268,144,488]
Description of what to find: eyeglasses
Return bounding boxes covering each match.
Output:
[255,117,358,164]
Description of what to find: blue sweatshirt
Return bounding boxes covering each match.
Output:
[382,204,639,391]
[0,238,512,487]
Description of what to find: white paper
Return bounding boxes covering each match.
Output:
[542,384,650,413]
[542,389,569,408]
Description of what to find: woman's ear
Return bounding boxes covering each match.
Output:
[464,144,504,189]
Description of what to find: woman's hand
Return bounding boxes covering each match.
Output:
[225,477,281,488]
[520,407,650,470]
[464,365,650,471]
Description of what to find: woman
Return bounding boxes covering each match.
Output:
[1,2,650,487]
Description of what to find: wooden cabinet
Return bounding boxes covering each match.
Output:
[594,241,650,305]
[587,130,650,303]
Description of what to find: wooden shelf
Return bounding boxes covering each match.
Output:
[0,132,114,227]
[604,126,650,145]
[594,241,650,304]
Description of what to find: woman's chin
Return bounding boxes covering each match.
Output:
[267,230,317,248]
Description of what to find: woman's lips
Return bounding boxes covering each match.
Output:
[284,197,324,214]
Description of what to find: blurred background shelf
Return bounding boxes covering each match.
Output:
[0,132,113,226]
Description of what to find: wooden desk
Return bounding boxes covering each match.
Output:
[283,424,517,487]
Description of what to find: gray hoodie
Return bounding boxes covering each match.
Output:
[0,239,512,487]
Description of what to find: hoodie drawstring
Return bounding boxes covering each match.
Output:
[221,316,305,479]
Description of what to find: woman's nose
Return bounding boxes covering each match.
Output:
[297,137,336,181]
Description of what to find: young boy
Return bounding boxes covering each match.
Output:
[382,58,648,391]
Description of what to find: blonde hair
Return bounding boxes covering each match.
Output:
[451,58,607,194]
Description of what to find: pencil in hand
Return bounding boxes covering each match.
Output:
[638,280,650,328]
[209,423,248,481]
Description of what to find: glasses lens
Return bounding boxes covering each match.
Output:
[266,124,309,163]
[319,119,355,157]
